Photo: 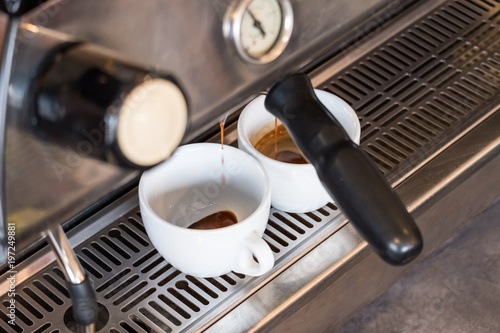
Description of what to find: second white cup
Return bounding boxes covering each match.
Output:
[238,90,361,213]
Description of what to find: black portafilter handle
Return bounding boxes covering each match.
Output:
[265,74,423,265]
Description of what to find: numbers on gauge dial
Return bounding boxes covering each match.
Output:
[240,0,283,58]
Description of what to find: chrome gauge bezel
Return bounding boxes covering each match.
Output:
[223,0,294,64]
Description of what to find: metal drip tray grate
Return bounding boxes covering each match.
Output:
[0,203,342,333]
[316,0,500,183]
[3,0,500,331]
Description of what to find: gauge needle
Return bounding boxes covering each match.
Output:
[247,10,266,38]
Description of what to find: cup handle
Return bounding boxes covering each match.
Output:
[235,232,274,276]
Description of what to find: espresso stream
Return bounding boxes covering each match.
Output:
[254,121,308,164]
[188,210,238,230]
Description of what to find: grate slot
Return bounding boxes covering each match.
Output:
[185,276,218,299]
[175,281,209,306]
[408,88,435,107]
[0,312,23,332]
[81,248,112,272]
[286,213,314,229]
[357,94,383,112]
[139,307,174,331]
[108,229,140,253]
[91,242,121,266]
[264,239,280,253]
[375,138,408,159]
[157,295,191,320]
[105,275,140,300]
[2,301,33,326]
[273,212,307,234]
[360,127,380,143]
[167,288,200,313]
[411,112,445,131]
[465,0,490,11]
[150,264,174,281]
[267,220,298,241]
[368,57,397,76]
[435,12,465,30]
[443,6,474,24]
[32,323,51,333]
[42,275,69,298]
[329,82,360,102]
[127,218,147,235]
[367,144,400,165]
[352,67,382,85]
[119,224,149,247]
[146,302,181,327]
[338,77,368,96]
[122,288,156,312]
[141,257,165,274]
[23,287,53,312]
[133,249,158,268]
[263,229,288,247]
[415,25,444,43]
[411,56,438,76]
[158,270,181,287]
[76,255,103,279]
[119,321,139,333]
[344,72,375,91]
[388,44,418,62]
[405,118,437,137]
[418,107,451,127]
[96,268,132,293]
[400,84,428,103]
[33,281,63,306]
[373,53,401,72]
[100,236,131,259]
[113,281,148,307]
[422,21,451,39]
[380,108,408,127]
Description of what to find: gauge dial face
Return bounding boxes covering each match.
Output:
[240,0,283,58]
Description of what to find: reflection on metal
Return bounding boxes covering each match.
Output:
[45,225,85,285]
[0,15,17,263]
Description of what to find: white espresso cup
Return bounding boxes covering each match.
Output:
[139,143,274,277]
[238,90,361,213]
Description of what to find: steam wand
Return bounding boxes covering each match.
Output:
[44,226,97,333]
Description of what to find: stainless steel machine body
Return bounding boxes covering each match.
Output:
[0,0,412,264]
[1,0,500,332]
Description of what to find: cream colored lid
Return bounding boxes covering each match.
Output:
[117,78,188,166]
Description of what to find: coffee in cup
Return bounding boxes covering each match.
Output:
[139,143,274,277]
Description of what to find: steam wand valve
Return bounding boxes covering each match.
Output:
[45,225,97,333]
[265,74,423,265]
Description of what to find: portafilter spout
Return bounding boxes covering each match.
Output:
[265,74,423,265]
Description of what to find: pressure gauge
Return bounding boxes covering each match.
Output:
[224,0,294,64]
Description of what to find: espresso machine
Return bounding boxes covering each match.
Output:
[1,0,500,332]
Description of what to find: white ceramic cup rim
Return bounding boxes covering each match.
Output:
[138,143,271,233]
[238,90,361,170]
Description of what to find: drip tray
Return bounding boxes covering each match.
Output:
[3,0,500,331]
[0,193,344,333]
